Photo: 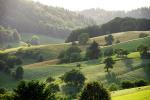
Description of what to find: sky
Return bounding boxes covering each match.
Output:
[33,0,150,11]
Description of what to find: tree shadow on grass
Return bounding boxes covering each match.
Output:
[105,72,120,84]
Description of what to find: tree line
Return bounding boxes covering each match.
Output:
[66,17,150,42]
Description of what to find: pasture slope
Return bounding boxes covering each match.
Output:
[112,86,150,100]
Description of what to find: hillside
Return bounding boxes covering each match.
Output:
[66,17,150,42]
[0,0,95,39]
[112,86,150,100]
[90,31,150,45]
[0,33,150,89]
[0,31,149,65]
[79,7,150,25]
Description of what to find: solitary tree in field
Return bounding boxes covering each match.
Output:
[79,82,111,100]
[78,33,89,45]
[105,34,114,45]
[104,57,115,72]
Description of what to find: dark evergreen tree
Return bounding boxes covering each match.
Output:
[86,41,101,60]
[105,34,114,45]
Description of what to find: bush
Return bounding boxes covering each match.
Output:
[134,80,148,87]
[109,83,119,91]
[61,69,86,85]
[121,81,134,89]
[79,82,111,100]
[46,76,55,83]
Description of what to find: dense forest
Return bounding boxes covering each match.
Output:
[79,7,150,25]
[66,17,150,42]
[0,0,95,39]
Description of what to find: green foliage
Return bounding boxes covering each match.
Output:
[104,47,114,56]
[0,88,6,94]
[134,80,148,87]
[78,33,89,45]
[79,82,111,100]
[46,76,55,83]
[104,57,115,72]
[13,80,55,100]
[58,45,82,63]
[66,17,150,42]
[61,84,82,98]
[114,49,129,58]
[15,67,24,80]
[137,45,150,59]
[61,69,86,85]
[105,34,114,45]
[47,83,60,93]
[30,35,40,45]
[121,81,135,89]
[86,41,101,60]
[109,83,119,91]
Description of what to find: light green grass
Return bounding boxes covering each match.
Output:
[1,55,149,89]
[103,36,150,52]
[112,86,150,100]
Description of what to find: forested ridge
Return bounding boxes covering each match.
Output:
[66,17,150,42]
[79,7,150,25]
[0,0,95,39]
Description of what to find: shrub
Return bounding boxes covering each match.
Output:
[109,83,119,91]
[121,81,134,89]
[134,80,148,87]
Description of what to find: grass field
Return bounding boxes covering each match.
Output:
[0,32,150,93]
[1,51,149,90]
[112,86,150,100]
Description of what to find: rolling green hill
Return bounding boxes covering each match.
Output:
[112,86,150,100]
[0,32,149,91]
